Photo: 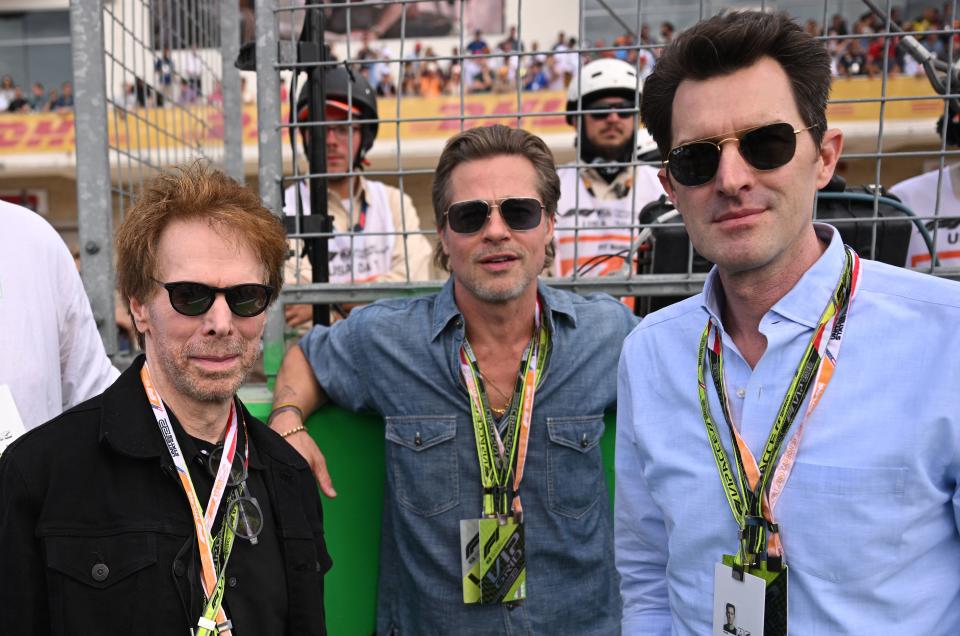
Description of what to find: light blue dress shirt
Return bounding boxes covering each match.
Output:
[616,225,960,635]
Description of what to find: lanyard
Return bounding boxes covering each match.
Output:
[697,247,861,566]
[459,301,550,520]
[141,363,246,635]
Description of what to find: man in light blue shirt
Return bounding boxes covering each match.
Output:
[617,11,960,634]
[270,125,635,634]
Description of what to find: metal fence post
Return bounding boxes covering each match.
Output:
[70,0,118,357]
[255,0,286,379]
[221,0,244,182]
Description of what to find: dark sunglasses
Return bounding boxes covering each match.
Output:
[586,101,636,121]
[157,280,274,317]
[665,122,817,187]
[444,197,545,234]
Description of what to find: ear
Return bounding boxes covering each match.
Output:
[658,166,676,206]
[815,127,844,189]
[129,296,151,339]
[543,211,555,245]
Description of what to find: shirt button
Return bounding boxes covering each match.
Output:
[454,318,463,329]
[736,388,746,398]
[173,560,186,577]
[228,576,238,588]
[414,432,422,447]
[91,563,110,582]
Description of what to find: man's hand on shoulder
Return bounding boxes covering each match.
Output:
[269,409,337,498]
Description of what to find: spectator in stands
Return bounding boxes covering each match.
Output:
[28,82,45,111]
[6,86,30,113]
[468,57,493,93]
[0,75,15,107]
[466,29,488,55]
[182,45,203,98]
[523,59,550,91]
[500,25,522,52]
[492,63,514,93]
[0,199,118,431]
[45,87,58,111]
[830,13,849,36]
[377,68,397,96]
[838,38,870,76]
[554,58,665,280]
[283,67,431,326]
[0,165,329,635]
[154,46,174,105]
[269,124,633,635]
[417,62,443,97]
[54,81,74,111]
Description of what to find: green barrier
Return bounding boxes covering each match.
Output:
[247,401,617,636]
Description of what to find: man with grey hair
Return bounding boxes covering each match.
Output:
[270,124,636,633]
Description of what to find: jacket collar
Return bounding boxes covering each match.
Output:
[100,355,266,469]
[430,277,578,341]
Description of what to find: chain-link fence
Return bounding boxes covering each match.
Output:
[71,0,242,365]
[256,0,960,366]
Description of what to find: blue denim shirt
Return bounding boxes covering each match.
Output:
[301,278,637,635]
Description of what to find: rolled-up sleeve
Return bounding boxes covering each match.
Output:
[299,317,373,413]
[615,342,671,635]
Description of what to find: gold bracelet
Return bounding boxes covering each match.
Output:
[280,425,307,439]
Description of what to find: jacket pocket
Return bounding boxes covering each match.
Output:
[44,533,158,632]
[385,416,459,516]
[779,462,907,582]
[546,415,605,518]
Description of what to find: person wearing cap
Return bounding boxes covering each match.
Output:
[283,67,432,326]
[553,58,666,281]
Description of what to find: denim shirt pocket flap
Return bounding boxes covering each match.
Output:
[45,533,158,590]
[546,415,606,518]
[385,416,460,517]
[547,415,605,453]
[385,417,457,452]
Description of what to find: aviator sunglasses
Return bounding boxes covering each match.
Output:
[664,122,818,187]
[156,280,274,317]
[444,197,545,234]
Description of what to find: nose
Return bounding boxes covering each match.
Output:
[481,205,511,241]
[202,293,235,337]
[713,140,754,196]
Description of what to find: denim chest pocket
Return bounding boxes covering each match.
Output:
[780,462,907,582]
[44,533,159,628]
[546,415,605,518]
[385,416,459,516]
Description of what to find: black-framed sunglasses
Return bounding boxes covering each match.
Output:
[443,197,545,234]
[664,122,818,187]
[585,101,636,121]
[156,280,274,318]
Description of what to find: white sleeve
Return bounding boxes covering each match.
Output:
[56,243,119,410]
[615,345,672,635]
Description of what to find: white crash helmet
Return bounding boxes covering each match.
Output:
[565,58,642,125]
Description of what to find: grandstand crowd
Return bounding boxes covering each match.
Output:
[1,5,957,111]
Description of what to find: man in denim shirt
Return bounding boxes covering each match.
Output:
[270,125,636,634]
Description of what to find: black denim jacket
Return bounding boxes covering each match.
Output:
[0,356,330,635]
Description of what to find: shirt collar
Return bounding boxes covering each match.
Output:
[701,223,844,330]
[430,277,578,341]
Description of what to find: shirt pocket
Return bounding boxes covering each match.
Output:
[779,462,907,582]
[385,416,459,517]
[44,533,159,630]
[546,415,606,518]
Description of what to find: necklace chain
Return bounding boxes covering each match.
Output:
[477,368,512,416]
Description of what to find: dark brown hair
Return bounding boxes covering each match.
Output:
[641,11,831,157]
[431,124,560,271]
[116,162,287,342]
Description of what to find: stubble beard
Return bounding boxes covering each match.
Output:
[152,331,259,404]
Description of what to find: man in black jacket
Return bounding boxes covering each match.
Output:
[0,163,330,635]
